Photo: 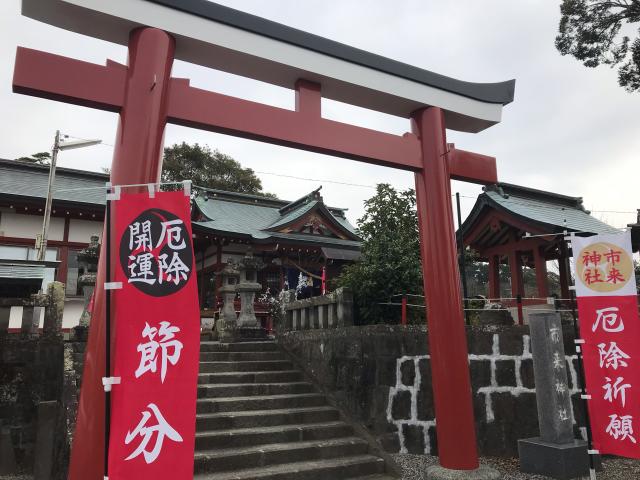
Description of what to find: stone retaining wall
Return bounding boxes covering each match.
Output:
[0,338,63,469]
[278,324,586,457]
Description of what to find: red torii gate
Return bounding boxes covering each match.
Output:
[13,1,514,478]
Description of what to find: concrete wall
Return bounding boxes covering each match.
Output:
[67,218,102,243]
[0,212,64,241]
[278,324,586,457]
[0,212,101,244]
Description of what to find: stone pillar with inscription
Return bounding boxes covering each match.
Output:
[518,311,589,479]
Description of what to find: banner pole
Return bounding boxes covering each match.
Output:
[104,193,112,478]
[566,237,597,479]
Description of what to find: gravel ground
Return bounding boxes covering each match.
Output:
[391,454,640,479]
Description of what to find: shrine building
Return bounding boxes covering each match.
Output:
[458,183,619,321]
[0,159,361,326]
[192,186,361,308]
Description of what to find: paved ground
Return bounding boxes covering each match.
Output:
[3,456,639,479]
[391,454,640,479]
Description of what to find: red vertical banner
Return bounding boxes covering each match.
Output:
[572,232,640,458]
[107,189,200,479]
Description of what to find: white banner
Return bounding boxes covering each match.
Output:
[571,232,636,298]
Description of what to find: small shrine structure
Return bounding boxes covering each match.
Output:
[459,183,618,308]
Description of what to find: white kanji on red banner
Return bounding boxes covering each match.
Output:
[125,403,183,464]
[135,321,183,383]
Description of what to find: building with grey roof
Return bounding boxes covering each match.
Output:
[458,182,618,323]
[0,159,361,323]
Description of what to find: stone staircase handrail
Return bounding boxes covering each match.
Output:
[0,281,65,337]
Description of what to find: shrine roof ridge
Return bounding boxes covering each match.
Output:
[196,185,348,218]
[485,182,585,210]
[193,193,359,246]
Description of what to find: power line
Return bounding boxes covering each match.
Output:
[58,138,639,217]
[65,134,115,148]
[254,170,376,189]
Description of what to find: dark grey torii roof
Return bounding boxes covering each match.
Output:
[22,0,515,132]
[148,0,515,106]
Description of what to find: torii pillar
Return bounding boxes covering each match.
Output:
[70,28,175,480]
[413,108,479,470]
[13,25,505,480]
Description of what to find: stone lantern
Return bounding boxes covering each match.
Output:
[216,261,240,343]
[236,250,265,337]
[74,235,100,340]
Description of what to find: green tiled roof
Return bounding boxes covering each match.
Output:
[194,188,360,249]
[460,182,619,239]
[268,200,319,229]
[0,158,107,207]
[0,159,362,251]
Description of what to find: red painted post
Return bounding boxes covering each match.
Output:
[68,27,175,480]
[508,249,524,324]
[401,296,407,326]
[411,107,479,470]
[516,294,524,326]
[488,255,500,300]
[533,247,549,299]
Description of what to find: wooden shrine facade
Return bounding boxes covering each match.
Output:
[191,187,361,308]
[459,183,619,302]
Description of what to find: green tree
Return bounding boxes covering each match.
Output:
[556,0,640,92]
[162,142,274,196]
[338,184,423,324]
[15,152,51,165]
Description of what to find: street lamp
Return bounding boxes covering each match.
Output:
[35,130,102,261]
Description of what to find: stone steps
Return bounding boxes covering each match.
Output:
[200,351,288,362]
[200,341,278,352]
[193,454,386,480]
[68,339,396,478]
[195,421,354,450]
[193,437,369,474]
[351,476,398,480]
[198,370,303,384]
[200,360,294,373]
[197,382,315,398]
[196,393,327,414]
[196,406,340,430]
[193,340,397,478]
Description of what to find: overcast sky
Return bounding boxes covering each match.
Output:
[1,0,638,228]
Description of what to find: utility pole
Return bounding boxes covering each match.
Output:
[36,130,61,261]
[35,131,101,262]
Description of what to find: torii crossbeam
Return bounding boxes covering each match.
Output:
[13,1,514,478]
